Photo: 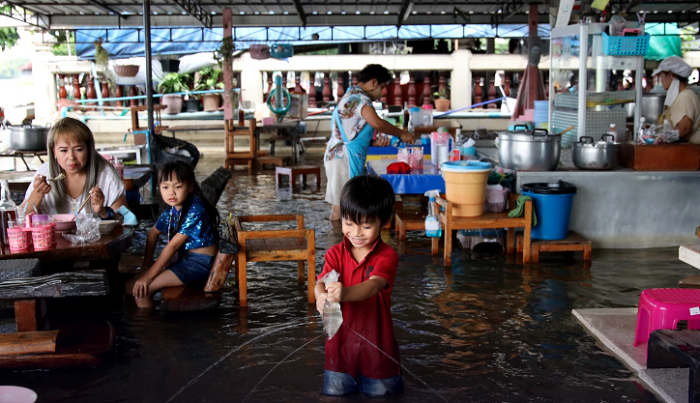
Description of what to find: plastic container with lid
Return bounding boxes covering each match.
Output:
[441,161,492,217]
[521,181,577,240]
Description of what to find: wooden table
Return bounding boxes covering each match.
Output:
[259,121,302,166]
[0,226,134,265]
[0,226,134,333]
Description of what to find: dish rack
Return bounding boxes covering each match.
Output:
[554,90,635,110]
[552,109,627,148]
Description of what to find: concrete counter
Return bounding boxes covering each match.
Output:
[515,170,700,249]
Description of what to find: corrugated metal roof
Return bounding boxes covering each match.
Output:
[1,0,696,30]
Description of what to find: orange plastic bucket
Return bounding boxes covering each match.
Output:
[441,161,491,217]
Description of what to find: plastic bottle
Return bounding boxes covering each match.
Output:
[424,190,442,238]
[0,180,17,246]
[607,123,618,142]
[402,102,410,130]
[637,117,646,144]
[321,270,343,339]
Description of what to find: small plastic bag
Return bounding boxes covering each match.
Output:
[63,213,101,243]
[321,270,343,340]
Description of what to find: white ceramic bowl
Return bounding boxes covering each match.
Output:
[98,220,119,234]
[51,214,77,232]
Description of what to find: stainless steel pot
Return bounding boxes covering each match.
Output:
[495,128,561,171]
[624,94,666,122]
[7,124,49,151]
[572,135,619,170]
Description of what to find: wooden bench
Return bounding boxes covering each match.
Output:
[160,239,237,312]
[647,329,700,403]
[0,266,114,369]
[516,231,592,263]
[433,193,532,266]
[232,214,315,307]
[275,165,321,191]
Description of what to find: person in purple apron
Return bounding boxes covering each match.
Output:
[324,64,415,221]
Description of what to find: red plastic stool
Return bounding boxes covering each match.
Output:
[634,288,700,347]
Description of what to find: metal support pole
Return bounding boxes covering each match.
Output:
[143,0,154,165]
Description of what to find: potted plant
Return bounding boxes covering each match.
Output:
[195,67,224,112]
[213,38,240,113]
[434,88,450,112]
[157,73,189,114]
[158,54,180,73]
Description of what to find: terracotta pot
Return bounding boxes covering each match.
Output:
[201,93,220,112]
[435,98,451,112]
[161,94,183,114]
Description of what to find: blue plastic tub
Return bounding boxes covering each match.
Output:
[522,181,577,240]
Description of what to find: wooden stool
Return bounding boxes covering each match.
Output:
[516,231,592,263]
[275,166,321,191]
[258,156,290,169]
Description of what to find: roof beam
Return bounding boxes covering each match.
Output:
[397,0,413,27]
[292,0,306,26]
[169,0,212,28]
[0,1,50,29]
[83,0,127,19]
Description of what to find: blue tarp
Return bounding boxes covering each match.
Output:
[75,24,553,59]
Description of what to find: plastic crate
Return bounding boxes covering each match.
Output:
[601,32,650,56]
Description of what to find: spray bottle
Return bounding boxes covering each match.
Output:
[424,189,442,238]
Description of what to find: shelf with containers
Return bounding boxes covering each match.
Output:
[549,22,647,148]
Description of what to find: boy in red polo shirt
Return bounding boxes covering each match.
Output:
[315,174,403,397]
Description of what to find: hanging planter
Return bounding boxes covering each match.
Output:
[271,43,293,59]
[114,65,139,77]
[249,44,271,60]
[159,59,180,73]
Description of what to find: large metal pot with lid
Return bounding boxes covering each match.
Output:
[572,134,619,170]
[7,123,50,151]
[495,127,561,171]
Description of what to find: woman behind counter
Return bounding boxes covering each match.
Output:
[653,56,700,143]
[22,117,127,218]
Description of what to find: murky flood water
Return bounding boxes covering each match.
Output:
[1,153,696,402]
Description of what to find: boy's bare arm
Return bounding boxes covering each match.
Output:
[327,275,388,303]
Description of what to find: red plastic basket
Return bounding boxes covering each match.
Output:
[7,228,30,251]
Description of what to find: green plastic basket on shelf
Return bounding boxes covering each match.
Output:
[601,32,650,57]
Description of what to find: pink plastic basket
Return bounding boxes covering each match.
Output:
[30,225,55,250]
[7,228,30,251]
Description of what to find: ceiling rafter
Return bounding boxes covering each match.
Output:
[0,0,50,29]
[169,0,212,28]
[292,0,306,26]
[397,0,413,27]
[83,0,127,18]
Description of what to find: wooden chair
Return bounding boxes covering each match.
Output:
[129,105,168,146]
[433,193,532,266]
[225,119,257,172]
[232,214,315,307]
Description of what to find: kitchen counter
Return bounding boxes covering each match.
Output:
[516,169,700,249]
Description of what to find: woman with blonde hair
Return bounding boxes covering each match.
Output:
[21,117,127,218]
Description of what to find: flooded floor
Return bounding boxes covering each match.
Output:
[2,152,697,402]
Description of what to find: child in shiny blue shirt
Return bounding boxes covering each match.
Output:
[126,161,220,308]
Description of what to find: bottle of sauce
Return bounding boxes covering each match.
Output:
[0,180,17,246]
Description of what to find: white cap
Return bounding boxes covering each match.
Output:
[652,56,692,78]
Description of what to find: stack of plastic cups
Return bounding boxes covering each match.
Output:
[533,100,549,129]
